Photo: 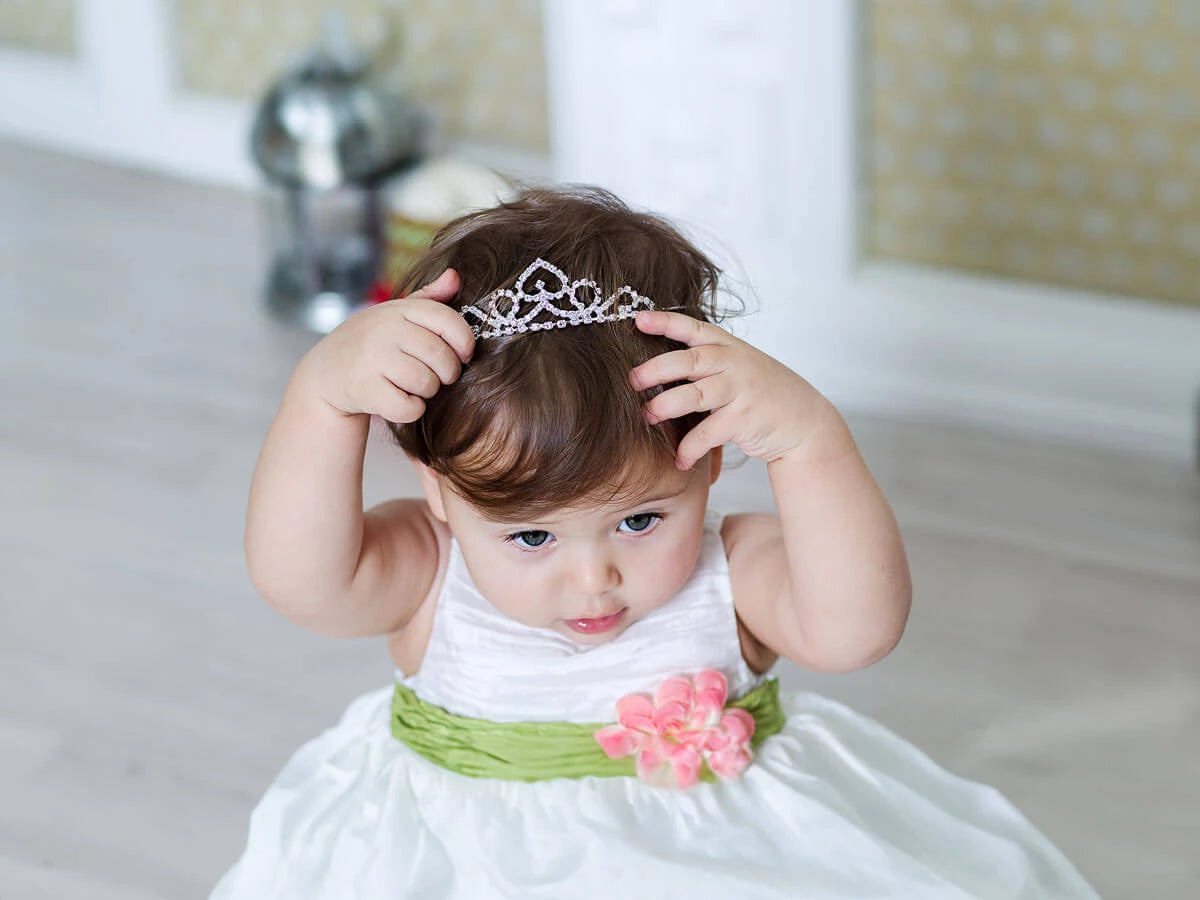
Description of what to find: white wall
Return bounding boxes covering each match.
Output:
[3,0,1197,462]
[544,0,1200,463]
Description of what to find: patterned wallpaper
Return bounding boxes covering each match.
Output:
[866,0,1200,308]
[174,0,548,155]
[0,0,76,56]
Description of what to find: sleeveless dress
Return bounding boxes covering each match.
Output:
[212,510,1099,899]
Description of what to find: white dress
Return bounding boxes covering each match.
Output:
[212,510,1098,899]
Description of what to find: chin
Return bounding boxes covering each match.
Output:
[560,627,628,646]
[555,616,634,645]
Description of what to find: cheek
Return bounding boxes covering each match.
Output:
[643,532,704,601]
[468,553,553,623]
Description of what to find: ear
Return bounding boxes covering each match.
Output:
[707,445,723,486]
[413,461,449,522]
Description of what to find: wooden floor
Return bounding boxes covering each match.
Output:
[1,141,1197,898]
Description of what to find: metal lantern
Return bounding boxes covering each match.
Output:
[250,15,419,333]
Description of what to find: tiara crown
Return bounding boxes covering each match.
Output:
[460,259,655,339]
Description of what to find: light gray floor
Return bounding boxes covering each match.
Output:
[2,141,1197,899]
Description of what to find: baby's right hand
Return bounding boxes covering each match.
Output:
[301,269,475,423]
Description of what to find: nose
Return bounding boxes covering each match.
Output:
[570,546,621,598]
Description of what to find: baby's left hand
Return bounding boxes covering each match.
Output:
[630,310,831,470]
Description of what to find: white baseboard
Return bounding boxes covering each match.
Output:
[745,260,1200,464]
[818,360,1193,463]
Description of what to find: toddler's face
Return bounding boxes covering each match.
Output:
[417,451,722,645]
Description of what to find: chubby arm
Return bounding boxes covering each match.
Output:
[244,369,437,637]
[244,269,472,637]
[631,311,911,673]
[724,404,911,673]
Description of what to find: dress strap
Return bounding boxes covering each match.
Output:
[390,679,784,783]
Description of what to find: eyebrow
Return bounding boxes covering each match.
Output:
[633,485,689,506]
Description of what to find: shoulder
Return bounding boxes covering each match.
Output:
[357,496,449,629]
[719,513,784,674]
[380,499,452,674]
[363,496,447,578]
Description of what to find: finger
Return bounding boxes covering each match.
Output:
[371,376,427,424]
[643,376,734,424]
[395,319,464,386]
[397,301,476,369]
[397,269,476,364]
[675,408,736,471]
[634,309,731,347]
[383,351,442,400]
[410,268,461,303]
[630,345,725,391]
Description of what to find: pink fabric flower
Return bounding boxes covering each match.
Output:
[594,670,756,789]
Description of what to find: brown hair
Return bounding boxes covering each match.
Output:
[387,185,736,523]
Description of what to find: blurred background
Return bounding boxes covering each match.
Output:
[1,1,1197,897]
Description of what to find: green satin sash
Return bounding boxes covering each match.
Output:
[390,678,784,782]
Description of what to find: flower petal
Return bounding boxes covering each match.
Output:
[694,688,725,720]
[615,693,655,731]
[594,724,640,759]
[655,676,694,709]
[653,700,689,733]
[693,670,728,701]
[700,727,730,752]
[719,708,756,743]
[693,670,728,723]
[676,727,712,748]
[708,745,752,779]
[668,743,703,790]
[635,740,670,784]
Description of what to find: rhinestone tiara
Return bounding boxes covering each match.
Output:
[460,258,655,339]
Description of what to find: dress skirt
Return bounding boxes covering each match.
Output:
[211,685,1098,899]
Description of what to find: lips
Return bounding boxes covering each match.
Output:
[563,608,627,635]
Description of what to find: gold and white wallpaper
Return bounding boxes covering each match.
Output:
[0,0,76,56]
[174,0,548,155]
[866,0,1200,308]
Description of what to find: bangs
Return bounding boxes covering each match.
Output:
[405,324,704,523]
[446,424,678,524]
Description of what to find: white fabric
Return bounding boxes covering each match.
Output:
[213,509,1099,899]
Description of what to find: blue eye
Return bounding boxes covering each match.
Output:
[506,530,552,550]
[619,513,661,533]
